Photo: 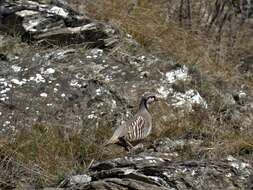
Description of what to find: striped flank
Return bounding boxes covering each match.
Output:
[127,116,145,141]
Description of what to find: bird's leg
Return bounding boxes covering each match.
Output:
[132,143,144,150]
[118,137,134,151]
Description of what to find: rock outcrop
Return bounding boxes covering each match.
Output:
[0,0,211,135]
[0,0,118,47]
[61,139,253,190]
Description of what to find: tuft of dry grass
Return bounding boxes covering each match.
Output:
[0,121,115,188]
[156,108,253,160]
[80,0,253,159]
[82,0,253,85]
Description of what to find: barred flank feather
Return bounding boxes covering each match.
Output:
[127,116,145,141]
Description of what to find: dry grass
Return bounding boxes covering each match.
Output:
[0,121,116,188]
[81,0,253,159]
[82,0,253,86]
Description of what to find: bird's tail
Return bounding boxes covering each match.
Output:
[104,124,125,146]
[103,135,119,146]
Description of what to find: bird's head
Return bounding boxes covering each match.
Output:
[140,93,158,110]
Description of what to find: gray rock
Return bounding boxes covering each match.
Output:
[69,174,92,185]
[62,148,253,189]
[0,0,118,47]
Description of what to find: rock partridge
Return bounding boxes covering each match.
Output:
[105,93,157,150]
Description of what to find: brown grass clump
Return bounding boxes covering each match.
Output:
[82,0,253,86]
[80,0,253,155]
[0,121,115,188]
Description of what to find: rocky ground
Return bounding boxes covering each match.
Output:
[0,0,253,189]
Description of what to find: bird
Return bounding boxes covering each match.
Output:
[105,93,157,151]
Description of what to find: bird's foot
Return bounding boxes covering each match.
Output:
[133,143,144,150]
[129,143,145,154]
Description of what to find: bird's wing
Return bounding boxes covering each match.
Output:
[127,115,145,141]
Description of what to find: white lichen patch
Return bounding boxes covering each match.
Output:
[162,172,172,179]
[0,88,10,94]
[88,113,97,119]
[27,1,41,6]
[43,68,55,75]
[111,99,117,109]
[0,97,8,101]
[148,176,162,183]
[29,74,46,83]
[96,88,102,95]
[129,60,139,66]
[139,55,146,61]
[148,159,157,164]
[124,169,135,175]
[191,170,196,176]
[157,86,173,98]
[227,155,252,175]
[40,92,48,98]
[11,65,22,72]
[70,79,81,88]
[227,155,237,162]
[165,65,189,83]
[70,23,97,33]
[144,156,164,162]
[23,19,41,32]
[90,49,103,58]
[130,157,143,161]
[172,89,208,110]
[104,75,112,81]
[92,64,105,74]
[0,78,9,88]
[49,6,69,18]
[43,49,74,61]
[8,55,19,61]
[16,10,38,17]
[11,78,26,86]
[3,121,11,127]
[238,90,246,99]
[53,88,58,93]
[96,102,104,108]
[112,66,119,70]
[230,162,240,170]
[69,174,91,185]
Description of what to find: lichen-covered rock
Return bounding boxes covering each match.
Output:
[0,43,210,135]
[61,146,253,190]
[0,0,118,47]
[1,0,252,138]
